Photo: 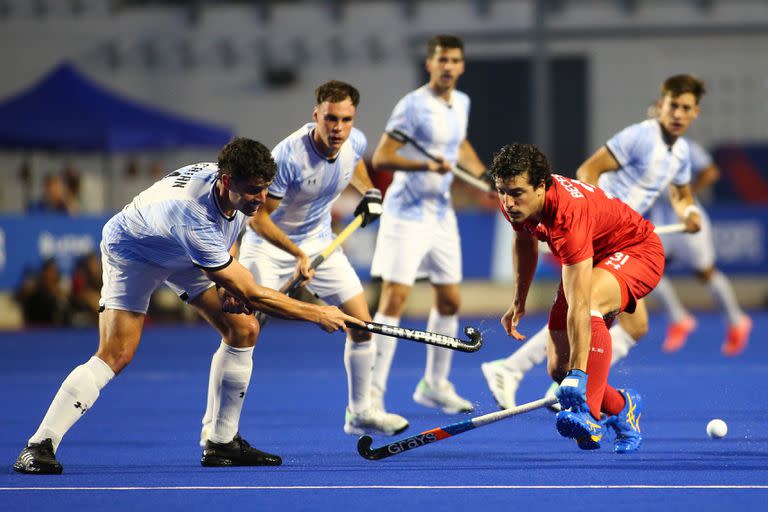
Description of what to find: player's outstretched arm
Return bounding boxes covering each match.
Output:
[206,260,362,332]
[575,146,620,186]
[560,259,593,372]
[457,140,487,178]
[503,230,539,339]
[372,133,448,173]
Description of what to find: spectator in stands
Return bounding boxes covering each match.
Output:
[28,173,78,215]
[61,162,82,210]
[69,252,102,326]
[15,258,70,326]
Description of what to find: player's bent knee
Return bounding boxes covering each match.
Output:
[695,267,715,282]
[225,317,260,347]
[350,329,372,342]
[95,349,134,374]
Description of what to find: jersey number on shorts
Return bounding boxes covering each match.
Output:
[604,252,629,271]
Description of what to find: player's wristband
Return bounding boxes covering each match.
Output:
[683,204,701,219]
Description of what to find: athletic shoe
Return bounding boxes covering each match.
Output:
[344,407,409,436]
[545,381,562,412]
[722,314,752,357]
[480,359,522,409]
[201,433,282,467]
[413,378,474,414]
[555,409,603,450]
[605,388,642,454]
[662,314,697,353]
[13,439,63,475]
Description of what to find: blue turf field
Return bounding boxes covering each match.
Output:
[1,311,766,511]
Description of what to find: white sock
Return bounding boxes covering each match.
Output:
[708,271,744,326]
[29,356,114,452]
[653,276,688,323]
[344,338,374,414]
[610,324,637,365]
[371,312,399,395]
[503,324,548,374]
[424,309,458,387]
[200,341,222,445]
[209,342,254,444]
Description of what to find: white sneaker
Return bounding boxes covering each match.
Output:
[412,378,474,414]
[344,408,409,436]
[545,381,562,412]
[481,359,522,410]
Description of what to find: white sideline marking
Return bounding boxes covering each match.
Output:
[1,485,767,491]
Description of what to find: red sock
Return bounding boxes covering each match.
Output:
[601,385,625,416]
[586,315,612,420]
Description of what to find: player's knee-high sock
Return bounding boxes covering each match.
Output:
[708,271,744,325]
[209,343,253,444]
[371,312,399,395]
[200,341,222,445]
[609,324,636,365]
[653,276,688,323]
[502,324,548,374]
[585,313,613,420]
[344,338,374,414]
[29,356,114,452]
[424,308,458,386]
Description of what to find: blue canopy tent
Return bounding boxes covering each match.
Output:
[0,62,233,151]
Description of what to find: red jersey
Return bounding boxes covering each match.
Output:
[501,174,655,265]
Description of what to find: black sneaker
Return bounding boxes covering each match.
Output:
[13,439,63,475]
[201,433,282,467]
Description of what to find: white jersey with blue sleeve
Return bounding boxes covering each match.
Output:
[102,164,244,272]
[241,123,366,247]
[650,139,712,225]
[383,85,470,221]
[599,119,691,215]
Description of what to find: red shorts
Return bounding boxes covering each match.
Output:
[548,233,665,331]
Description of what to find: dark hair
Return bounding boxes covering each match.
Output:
[488,143,553,189]
[217,137,276,183]
[661,74,706,103]
[315,80,360,107]
[427,34,464,57]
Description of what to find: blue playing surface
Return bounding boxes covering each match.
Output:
[1,311,766,511]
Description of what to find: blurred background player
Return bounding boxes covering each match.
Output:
[13,138,360,474]
[490,142,662,453]
[369,34,487,416]
[482,74,704,409]
[204,81,408,440]
[649,139,752,355]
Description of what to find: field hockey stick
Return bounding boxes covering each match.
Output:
[358,396,556,460]
[254,214,364,325]
[654,223,686,235]
[387,129,493,193]
[346,322,482,352]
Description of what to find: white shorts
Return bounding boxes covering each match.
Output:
[99,241,214,314]
[652,207,715,271]
[239,237,363,306]
[370,211,462,286]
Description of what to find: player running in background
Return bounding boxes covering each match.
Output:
[202,81,408,440]
[482,74,704,410]
[13,138,361,475]
[649,140,752,355]
[369,34,487,417]
[490,142,665,453]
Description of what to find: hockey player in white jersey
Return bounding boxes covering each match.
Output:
[13,138,362,475]
[203,81,408,439]
[482,74,705,411]
[369,34,488,418]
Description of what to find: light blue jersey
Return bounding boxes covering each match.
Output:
[102,164,244,271]
[599,119,691,215]
[241,123,367,247]
[383,85,470,221]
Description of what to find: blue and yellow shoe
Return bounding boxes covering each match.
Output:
[605,388,642,454]
[555,408,603,450]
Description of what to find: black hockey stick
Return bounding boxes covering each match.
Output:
[346,322,482,352]
[387,129,492,193]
